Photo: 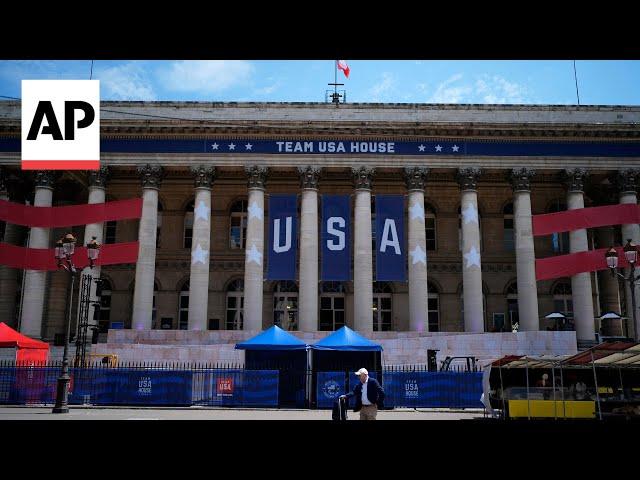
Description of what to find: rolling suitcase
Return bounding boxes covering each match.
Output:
[332,396,348,421]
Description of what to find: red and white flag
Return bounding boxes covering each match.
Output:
[337,60,350,78]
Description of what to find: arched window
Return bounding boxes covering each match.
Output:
[156,202,163,249]
[425,202,437,251]
[226,279,244,330]
[183,200,194,249]
[427,281,440,332]
[458,205,482,251]
[98,279,112,334]
[553,281,573,318]
[179,281,189,330]
[229,200,248,249]
[373,282,392,331]
[506,281,518,331]
[319,282,346,331]
[273,281,298,330]
[503,202,514,252]
[548,200,569,254]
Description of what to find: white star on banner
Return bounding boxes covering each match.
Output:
[461,203,478,225]
[435,145,443,152]
[410,244,427,265]
[246,244,262,265]
[409,202,425,221]
[228,143,236,150]
[211,143,219,150]
[194,200,209,221]
[191,243,209,265]
[452,145,460,152]
[245,143,253,150]
[464,246,481,269]
[248,201,263,220]
[418,144,426,152]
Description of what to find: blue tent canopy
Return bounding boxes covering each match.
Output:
[235,325,308,350]
[310,326,383,351]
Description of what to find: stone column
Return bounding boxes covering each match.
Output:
[76,167,109,337]
[243,166,268,331]
[596,226,621,313]
[510,168,540,331]
[188,166,216,330]
[616,168,640,339]
[565,168,595,342]
[298,166,320,332]
[404,167,429,332]
[131,165,163,330]
[20,171,56,338]
[457,167,484,333]
[353,167,374,333]
[0,167,21,328]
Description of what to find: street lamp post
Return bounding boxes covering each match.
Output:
[605,239,640,341]
[52,232,100,414]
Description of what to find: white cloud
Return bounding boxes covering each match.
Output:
[254,78,282,96]
[97,62,156,101]
[367,72,396,101]
[160,60,254,93]
[428,73,531,104]
[428,74,472,103]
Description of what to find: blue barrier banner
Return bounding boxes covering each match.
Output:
[384,371,483,408]
[321,195,351,281]
[375,195,406,281]
[267,195,297,280]
[316,372,346,408]
[191,370,279,407]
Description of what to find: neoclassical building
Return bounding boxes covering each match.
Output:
[1,101,639,358]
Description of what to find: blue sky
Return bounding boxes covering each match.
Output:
[1,60,639,105]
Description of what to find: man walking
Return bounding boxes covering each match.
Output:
[340,368,385,420]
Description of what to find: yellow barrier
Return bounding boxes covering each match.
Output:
[86,353,118,367]
[508,399,595,419]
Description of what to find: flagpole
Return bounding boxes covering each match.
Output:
[334,60,338,98]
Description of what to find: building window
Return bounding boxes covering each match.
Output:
[548,200,569,254]
[458,205,482,251]
[503,202,514,252]
[273,281,298,331]
[98,279,112,334]
[425,202,436,251]
[373,282,392,331]
[179,281,189,330]
[105,220,117,244]
[319,282,346,331]
[427,281,440,332]
[183,200,194,249]
[0,220,6,242]
[156,203,163,249]
[152,282,158,329]
[552,281,573,319]
[226,279,244,330]
[506,281,518,332]
[229,200,248,249]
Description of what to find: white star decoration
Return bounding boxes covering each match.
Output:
[418,144,426,152]
[435,145,443,152]
[410,244,427,265]
[211,143,219,150]
[246,244,262,265]
[452,145,460,152]
[248,201,263,220]
[409,202,425,221]
[191,243,209,265]
[461,203,478,225]
[245,143,253,150]
[228,143,236,150]
[464,246,481,269]
[194,200,209,221]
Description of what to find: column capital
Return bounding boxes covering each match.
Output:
[137,164,164,189]
[298,166,321,189]
[563,168,589,193]
[352,166,375,190]
[0,166,8,194]
[456,167,482,191]
[87,166,110,189]
[191,165,216,189]
[509,168,536,192]
[33,171,58,189]
[404,167,430,191]
[615,168,640,196]
[245,165,268,189]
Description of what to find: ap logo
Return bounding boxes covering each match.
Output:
[21,80,100,170]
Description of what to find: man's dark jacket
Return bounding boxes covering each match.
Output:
[345,377,385,412]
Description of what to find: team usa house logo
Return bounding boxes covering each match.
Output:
[21,80,100,170]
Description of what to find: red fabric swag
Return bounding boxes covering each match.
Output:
[532,203,640,237]
[535,246,630,281]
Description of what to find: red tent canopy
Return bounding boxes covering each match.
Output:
[0,322,49,349]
